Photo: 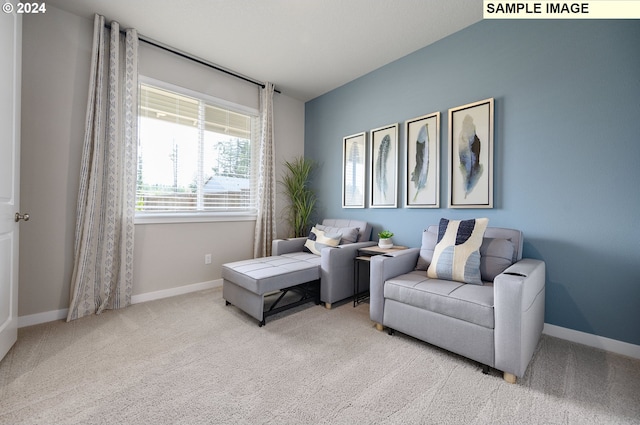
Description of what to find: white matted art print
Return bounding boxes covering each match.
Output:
[405,112,440,208]
[370,123,398,208]
[448,98,494,208]
[342,132,366,208]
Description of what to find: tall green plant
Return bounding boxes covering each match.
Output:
[279,156,317,237]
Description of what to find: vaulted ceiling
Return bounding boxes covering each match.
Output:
[46,0,482,101]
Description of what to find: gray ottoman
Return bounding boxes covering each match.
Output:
[222,252,322,326]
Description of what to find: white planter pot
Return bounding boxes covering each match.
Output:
[378,238,393,249]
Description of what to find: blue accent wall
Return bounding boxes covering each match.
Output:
[304,20,640,345]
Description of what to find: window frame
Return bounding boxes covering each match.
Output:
[135,76,260,225]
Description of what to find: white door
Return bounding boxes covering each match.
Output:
[0,4,22,362]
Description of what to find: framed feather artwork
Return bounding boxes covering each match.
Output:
[405,112,440,208]
[342,132,367,208]
[370,123,398,208]
[448,98,494,208]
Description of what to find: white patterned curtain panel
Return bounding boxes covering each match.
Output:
[67,15,138,321]
[253,83,277,258]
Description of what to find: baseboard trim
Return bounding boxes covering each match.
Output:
[130,279,222,304]
[18,279,223,329]
[543,323,640,360]
[18,308,69,328]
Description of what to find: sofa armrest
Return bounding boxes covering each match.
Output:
[494,258,546,378]
[335,241,377,251]
[369,248,420,325]
[272,237,306,256]
[319,241,377,304]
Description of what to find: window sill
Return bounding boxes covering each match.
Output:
[135,212,257,225]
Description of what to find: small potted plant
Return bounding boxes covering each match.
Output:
[378,230,394,249]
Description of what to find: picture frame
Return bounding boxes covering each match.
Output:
[370,123,398,208]
[448,98,494,208]
[342,132,367,208]
[405,112,440,208]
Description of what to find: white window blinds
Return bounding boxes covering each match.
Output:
[137,82,257,214]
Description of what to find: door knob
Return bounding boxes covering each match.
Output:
[15,212,30,222]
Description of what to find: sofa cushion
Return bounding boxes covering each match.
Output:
[384,271,494,329]
[222,253,320,295]
[415,229,438,271]
[427,218,489,285]
[321,218,372,242]
[479,237,515,281]
[303,226,341,255]
[315,224,360,244]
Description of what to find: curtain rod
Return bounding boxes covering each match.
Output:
[106,23,280,94]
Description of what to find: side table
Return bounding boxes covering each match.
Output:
[353,245,407,307]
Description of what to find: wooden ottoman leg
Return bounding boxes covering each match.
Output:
[503,372,517,384]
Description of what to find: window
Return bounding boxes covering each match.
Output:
[136,80,259,218]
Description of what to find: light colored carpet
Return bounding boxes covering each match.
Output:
[1,288,639,425]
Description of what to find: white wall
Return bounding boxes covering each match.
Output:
[19,5,304,318]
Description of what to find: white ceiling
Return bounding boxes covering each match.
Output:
[46,0,483,102]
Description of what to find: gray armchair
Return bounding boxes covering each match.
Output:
[369,225,545,383]
[273,219,375,308]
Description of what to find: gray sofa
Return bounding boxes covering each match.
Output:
[369,225,545,383]
[223,219,374,325]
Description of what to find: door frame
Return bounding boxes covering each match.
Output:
[0,3,22,362]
